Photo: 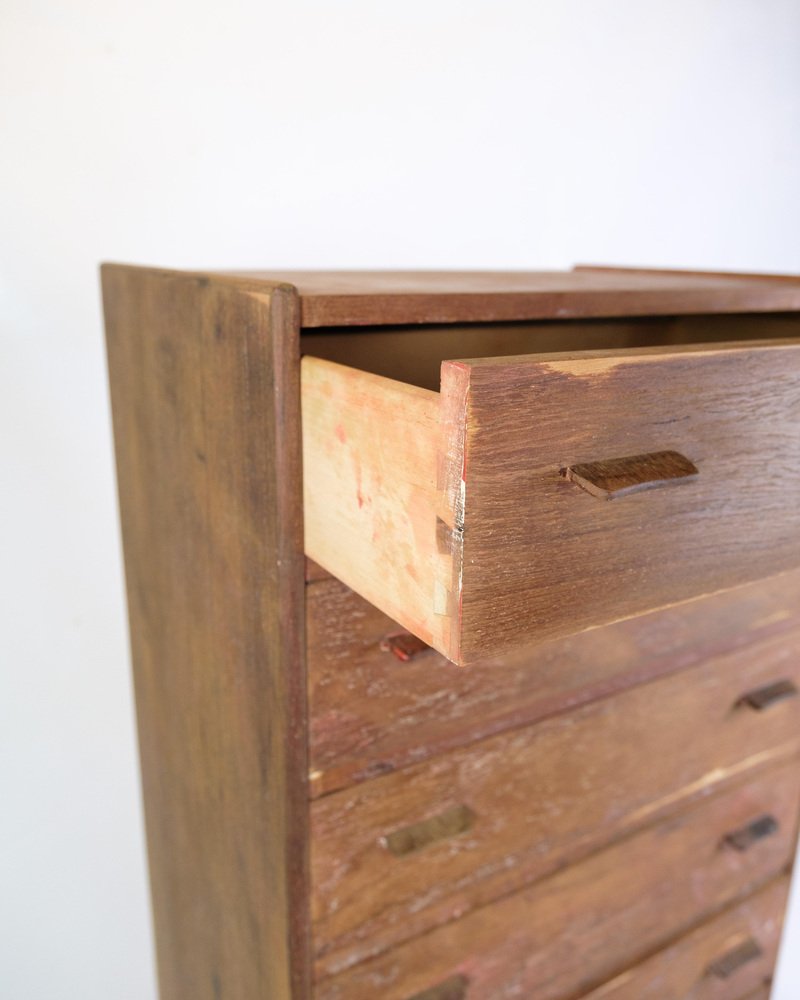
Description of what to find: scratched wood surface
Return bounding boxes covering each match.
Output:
[314,763,800,999]
[103,265,310,1000]
[306,570,800,798]
[103,265,800,1000]
[580,876,787,1000]
[226,268,800,326]
[310,639,800,975]
[302,341,800,665]
[300,356,456,653]
[445,341,800,663]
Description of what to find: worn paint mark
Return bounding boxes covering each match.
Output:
[539,356,628,378]
[334,423,347,443]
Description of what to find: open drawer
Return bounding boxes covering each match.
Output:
[302,336,800,665]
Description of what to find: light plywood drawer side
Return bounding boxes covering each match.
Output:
[314,763,800,1000]
[311,641,800,974]
[302,340,800,664]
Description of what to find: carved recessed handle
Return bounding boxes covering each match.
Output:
[707,938,763,979]
[563,450,699,499]
[383,804,475,856]
[407,974,469,1000]
[722,814,779,852]
[737,679,799,711]
[380,631,432,662]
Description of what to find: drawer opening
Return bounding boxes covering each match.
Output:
[301,312,800,390]
[301,320,800,665]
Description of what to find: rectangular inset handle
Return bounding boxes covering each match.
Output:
[707,938,763,979]
[383,804,475,857]
[723,814,779,852]
[737,679,799,711]
[563,450,699,499]
[380,631,432,662]
[407,975,469,1000]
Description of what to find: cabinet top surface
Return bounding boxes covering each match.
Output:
[227,266,800,327]
[106,264,800,327]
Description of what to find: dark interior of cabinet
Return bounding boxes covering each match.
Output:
[301,313,800,390]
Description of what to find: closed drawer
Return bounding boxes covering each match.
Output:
[302,339,800,664]
[307,570,800,798]
[582,876,787,1000]
[314,763,800,1000]
[311,641,800,974]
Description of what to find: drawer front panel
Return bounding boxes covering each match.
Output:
[314,764,800,999]
[307,571,800,798]
[311,645,800,973]
[448,342,800,663]
[303,342,800,664]
[581,877,787,1000]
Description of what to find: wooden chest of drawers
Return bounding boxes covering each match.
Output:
[103,265,800,1000]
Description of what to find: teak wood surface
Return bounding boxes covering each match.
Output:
[303,341,800,664]
[103,264,800,1000]
[228,267,800,326]
[578,876,787,1000]
[311,640,800,973]
[103,266,310,1000]
[450,342,800,662]
[315,764,800,1000]
[306,570,800,798]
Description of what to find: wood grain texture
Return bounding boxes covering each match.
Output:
[226,268,800,326]
[311,639,800,974]
[314,764,800,999]
[300,356,456,652]
[574,263,800,285]
[447,341,800,663]
[565,449,699,499]
[580,876,787,1000]
[303,340,800,664]
[306,571,800,798]
[103,265,310,1000]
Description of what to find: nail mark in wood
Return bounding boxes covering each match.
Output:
[707,938,763,979]
[436,516,453,554]
[737,679,799,711]
[383,804,476,856]
[563,450,699,499]
[407,974,469,1000]
[723,814,779,852]
[380,631,432,662]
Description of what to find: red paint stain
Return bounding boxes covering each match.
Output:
[334,423,346,443]
[354,462,371,509]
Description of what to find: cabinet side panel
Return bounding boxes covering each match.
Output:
[102,267,309,999]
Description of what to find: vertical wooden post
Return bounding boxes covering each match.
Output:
[102,266,310,999]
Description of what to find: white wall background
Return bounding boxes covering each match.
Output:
[3,2,800,997]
